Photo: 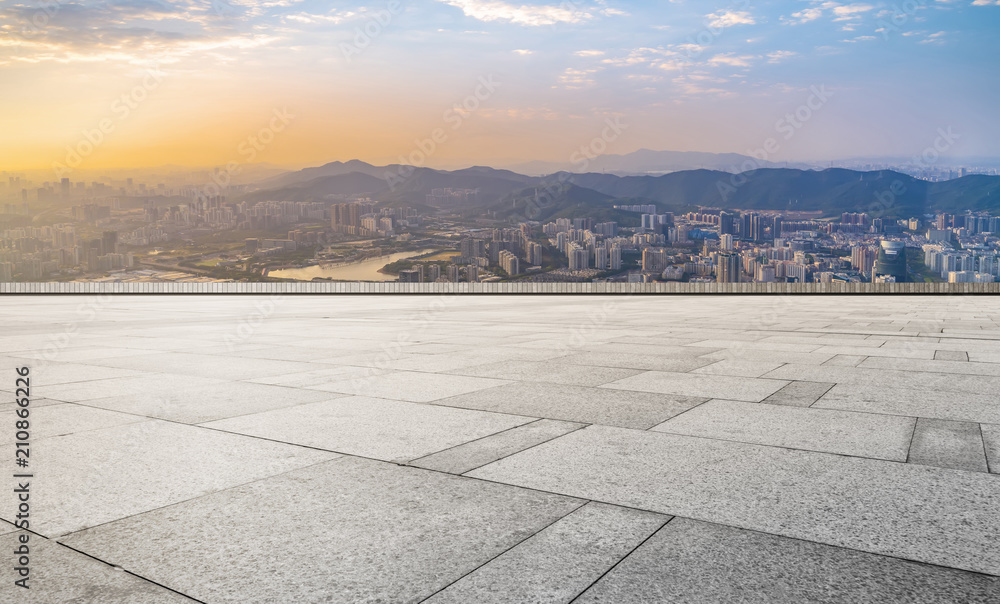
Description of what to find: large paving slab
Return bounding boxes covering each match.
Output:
[573,518,1000,603]
[908,418,989,473]
[425,502,669,604]
[816,383,1000,424]
[303,370,511,402]
[82,351,320,380]
[447,360,643,386]
[467,425,1000,576]
[763,363,1000,394]
[652,399,915,461]
[0,421,337,537]
[37,373,230,403]
[860,356,1000,376]
[204,395,534,462]
[0,403,148,445]
[82,381,339,424]
[435,381,707,429]
[2,532,194,603]
[555,351,716,372]
[762,380,834,407]
[601,371,789,402]
[410,419,586,474]
[61,457,584,604]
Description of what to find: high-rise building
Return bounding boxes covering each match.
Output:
[499,250,519,276]
[873,240,907,283]
[595,246,609,270]
[851,245,876,275]
[719,212,735,236]
[720,234,734,251]
[642,248,669,273]
[568,243,589,271]
[716,251,740,283]
[610,244,622,270]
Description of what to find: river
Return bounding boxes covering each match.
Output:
[269,249,439,282]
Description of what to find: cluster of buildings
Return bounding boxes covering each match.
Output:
[0,225,134,281]
[331,201,420,238]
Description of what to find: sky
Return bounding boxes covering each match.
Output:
[0,0,998,174]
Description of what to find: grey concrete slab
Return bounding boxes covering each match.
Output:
[602,371,788,402]
[425,502,669,604]
[697,349,835,366]
[687,340,823,353]
[969,351,1000,363]
[410,419,586,474]
[0,403,149,445]
[468,425,1000,576]
[11,346,165,363]
[6,360,150,387]
[448,360,643,387]
[575,342,723,358]
[813,345,936,359]
[936,350,970,361]
[387,348,569,373]
[822,354,867,367]
[245,365,388,388]
[762,381,834,407]
[61,457,584,604]
[653,399,914,461]
[3,532,194,603]
[763,363,1000,395]
[82,381,340,424]
[763,335,885,347]
[691,359,787,378]
[573,518,1000,604]
[205,396,534,462]
[984,424,999,474]
[435,381,707,430]
[83,351,319,380]
[860,356,1000,376]
[908,419,989,473]
[226,344,373,362]
[304,370,511,403]
[0,397,69,413]
[556,351,715,372]
[816,384,1000,424]
[0,421,337,537]
[38,373,230,402]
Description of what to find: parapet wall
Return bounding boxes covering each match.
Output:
[2,282,999,295]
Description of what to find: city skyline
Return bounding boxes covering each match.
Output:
[2,0,1000,172]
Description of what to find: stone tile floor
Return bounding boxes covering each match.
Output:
[1,295,999,602]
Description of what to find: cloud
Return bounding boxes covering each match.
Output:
[556,66,599,88]
[705,10,755,29]
[971,0,1000,5]
[832,4,876,21]
[919,30,949,43]
[783,7,823,24]
[575,49,605,57]
[709,53,756,67]
[766,50,797,63]
[438,0,592,26]
[512,48,534,55]
[0,0,292,65]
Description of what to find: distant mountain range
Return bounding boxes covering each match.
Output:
[242,160,1000,219]
[502,149,818,176]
